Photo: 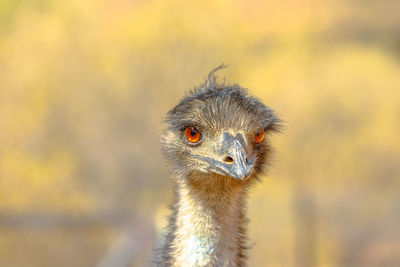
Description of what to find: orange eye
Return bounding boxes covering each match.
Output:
[254,129,264,144]
[184,127,201,143]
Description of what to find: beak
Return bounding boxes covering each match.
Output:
[214,132,254,180]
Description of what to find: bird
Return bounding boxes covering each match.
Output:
[155,64,281,267]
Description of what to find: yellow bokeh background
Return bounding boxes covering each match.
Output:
[1,0,399,266]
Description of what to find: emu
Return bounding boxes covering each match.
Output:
[156,65,281,266]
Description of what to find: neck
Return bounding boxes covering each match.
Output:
[162,173,249,267]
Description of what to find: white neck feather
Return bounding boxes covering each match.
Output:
[169,174,248,267]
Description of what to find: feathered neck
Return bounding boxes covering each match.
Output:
[161,173,249,267]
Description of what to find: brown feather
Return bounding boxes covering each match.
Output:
[155,66,281,266]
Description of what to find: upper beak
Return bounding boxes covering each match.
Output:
[214,133,254,180]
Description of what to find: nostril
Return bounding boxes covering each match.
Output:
[223,156,234,163]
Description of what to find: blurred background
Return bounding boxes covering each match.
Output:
[1,0,400,266]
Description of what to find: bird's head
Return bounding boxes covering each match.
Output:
[162,66,281,185]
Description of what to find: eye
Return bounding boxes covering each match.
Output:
[184,127,202,144]
[254,129,264,144]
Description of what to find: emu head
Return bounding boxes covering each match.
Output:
[162,66,280,184]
